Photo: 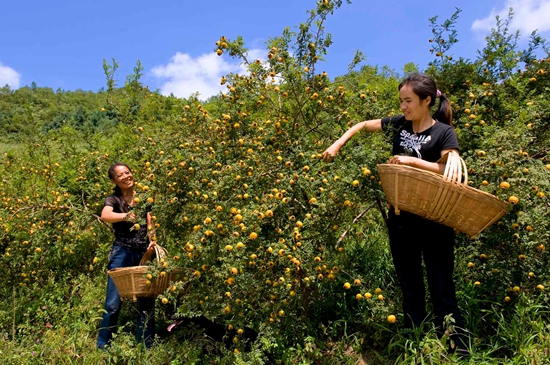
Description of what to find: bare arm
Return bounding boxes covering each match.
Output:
[146,212,156,249]
[322,119,382,162]
[100,205,134,223]
[388,148,458,174]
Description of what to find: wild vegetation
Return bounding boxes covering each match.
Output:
[1,1,549,364]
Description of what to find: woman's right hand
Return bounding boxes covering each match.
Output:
[322,142,342,162]
[123,212,136,222]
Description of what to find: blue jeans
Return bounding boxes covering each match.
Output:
[97,245,155,349]
[387,210,468,350]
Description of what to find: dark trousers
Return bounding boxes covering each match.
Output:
[97,245,155,349]
[388,210,468,349]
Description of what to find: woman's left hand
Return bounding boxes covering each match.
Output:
[147,241,156,250]
[388,155,415,166]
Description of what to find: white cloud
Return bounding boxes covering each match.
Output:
[0,62,21,89]
[472,0,550,35]
[151,48,266,100]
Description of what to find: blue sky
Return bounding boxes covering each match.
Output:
[2,0,550,99]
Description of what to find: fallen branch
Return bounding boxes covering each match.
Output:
[376,196,388,228]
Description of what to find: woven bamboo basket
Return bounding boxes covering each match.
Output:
[108,245,182,302]
[378,151,508,238]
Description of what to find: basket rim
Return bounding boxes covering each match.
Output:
[377,163,507,204]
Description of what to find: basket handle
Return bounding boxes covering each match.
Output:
[441,151,468,186]
[139,245,167,266]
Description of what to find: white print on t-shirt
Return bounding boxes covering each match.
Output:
[400,130,431,159]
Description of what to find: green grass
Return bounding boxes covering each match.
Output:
[1,274,549,364]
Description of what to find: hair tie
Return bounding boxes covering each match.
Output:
[436,90,442,98]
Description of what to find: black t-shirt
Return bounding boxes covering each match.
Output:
[381,115,459,163]
[104,194,150,250]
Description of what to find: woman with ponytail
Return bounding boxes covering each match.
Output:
[323,73,469,356]
[97,162,156,350]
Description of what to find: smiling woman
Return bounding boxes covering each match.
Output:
[322,73,470,356]
[97,162,156,350]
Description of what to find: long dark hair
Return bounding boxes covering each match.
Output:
[108,162,132,196]
[398,73,453,126]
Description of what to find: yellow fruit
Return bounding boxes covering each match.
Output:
[352,180,360,187]
[504,296,511,302]
[508,196,519,205]
[343,282,351,290]
[161,298,169,304]
[387,315,396,323]
[499,181,510,189]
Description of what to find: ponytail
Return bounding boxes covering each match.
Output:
[433,93,453,126]
[113,185,122,196]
